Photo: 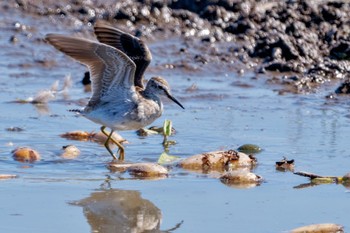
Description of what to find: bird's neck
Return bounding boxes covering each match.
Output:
[141,89,162,108]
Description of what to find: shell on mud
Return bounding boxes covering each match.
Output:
[108,162,168,178]
[220,170,263,189]
[12,147,41,162]
[179,150,257,172]
[60,145,80,159]
[290,223,344,233]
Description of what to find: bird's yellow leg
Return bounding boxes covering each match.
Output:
[100,126,127,145]
[100,126,125,160]
[103,131,118,160]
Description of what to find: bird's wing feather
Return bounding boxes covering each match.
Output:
[45,34,136,106]
[94,21,151,89]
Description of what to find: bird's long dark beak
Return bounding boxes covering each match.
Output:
[166,91,184,109]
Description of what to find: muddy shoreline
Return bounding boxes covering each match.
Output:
[2,2,350,232]
[3,0,350,94]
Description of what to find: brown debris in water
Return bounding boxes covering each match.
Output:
[60,130,127,144]
[6,127,25,132]
[108,162,168,178]
[12,147,41,162]
[275,157,295,172]
[136,125,176,137]
[60,145,80,159]
[220,170,263,189]
[60,131,90,141]
[0,174,18,180]
[127,163,168,178]
[90,131,127,144]
[179,149,257,173]
[290,223,344,233]
[293,171,350,189]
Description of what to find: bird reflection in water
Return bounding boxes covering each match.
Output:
[73,189,183,233]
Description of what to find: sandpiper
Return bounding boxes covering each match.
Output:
[45,22,184,160]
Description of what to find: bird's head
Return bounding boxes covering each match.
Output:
[146,77,184,109]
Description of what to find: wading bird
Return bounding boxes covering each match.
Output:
[46,22,184,160]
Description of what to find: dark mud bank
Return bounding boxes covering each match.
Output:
[6,0,350,93]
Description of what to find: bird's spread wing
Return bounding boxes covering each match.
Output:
[94,21,152,89]
[45,34,136,107]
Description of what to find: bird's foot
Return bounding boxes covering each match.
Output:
[117,149,125,161]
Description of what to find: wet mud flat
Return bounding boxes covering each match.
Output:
[1,1,350,233]
[5,0,350,94]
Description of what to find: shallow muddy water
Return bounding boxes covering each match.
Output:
[1,6,350,233]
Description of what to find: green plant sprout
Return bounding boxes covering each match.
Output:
[157,119,179,164]
[162,119,176,148]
